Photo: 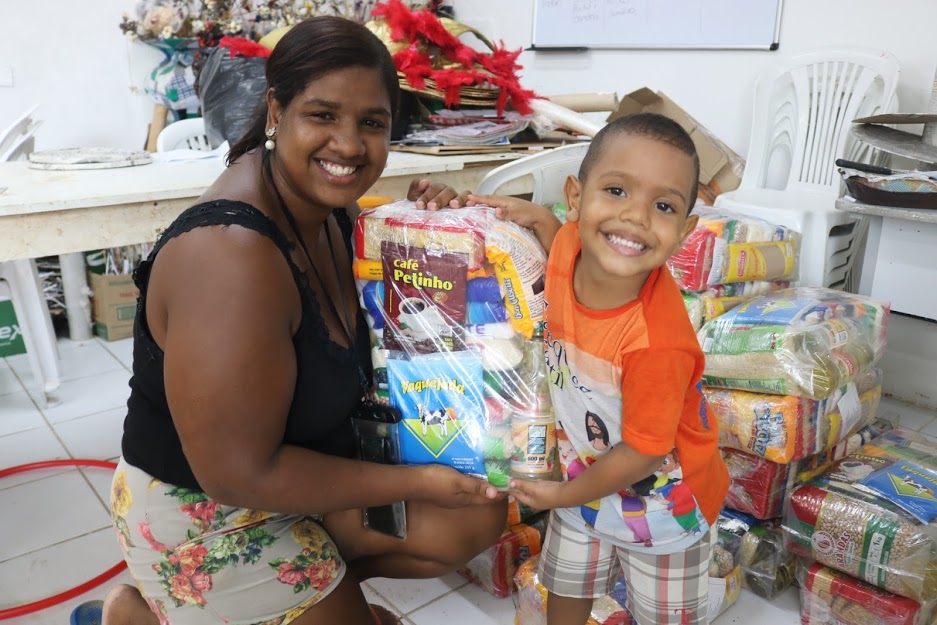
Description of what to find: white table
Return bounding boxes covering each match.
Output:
[0,150,524,338]
[835,197,937,320]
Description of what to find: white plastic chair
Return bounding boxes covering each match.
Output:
[156,117,210,152]
[476,143,592,205]
[0,105,42,162]
[714,48,900,289]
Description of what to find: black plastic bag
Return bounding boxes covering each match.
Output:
[198,46,267,149]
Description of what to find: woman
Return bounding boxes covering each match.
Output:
[102,16,506,625]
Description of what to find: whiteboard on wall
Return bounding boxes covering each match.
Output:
[531,0,784,50]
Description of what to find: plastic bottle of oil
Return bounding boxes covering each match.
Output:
[510,336,558,480]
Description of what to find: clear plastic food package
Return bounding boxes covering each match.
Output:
[708,368,883,464]
[458,513,548,598]
[667,209,800,291]
[784,430,937,602]
[723,418,893,520]
[698,288,890,399]
[799,560,930,625]
[353,202,556,488]
[513,556,634,625]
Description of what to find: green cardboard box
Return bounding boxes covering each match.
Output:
[0,297,26,357]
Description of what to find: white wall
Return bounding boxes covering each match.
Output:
[4,0,936,154]
[451,0,937,159]
[0,0,160,151]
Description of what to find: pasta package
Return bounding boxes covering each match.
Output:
[707,368,882,464]
[699,288,890,399]
[784,430,937,602]
[799,561,929,625]
[354,202,555,489]
[668,209,800,290]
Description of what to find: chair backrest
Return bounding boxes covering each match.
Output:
[156,117,211,152]
[475,143,591,206]
[0,106,41,162]
[742,48,900,194]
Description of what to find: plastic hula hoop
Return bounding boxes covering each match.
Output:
[0,459,127,620]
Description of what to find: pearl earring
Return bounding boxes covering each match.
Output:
[264,127,277,151]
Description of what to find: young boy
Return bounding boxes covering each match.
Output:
[469,113,729,625]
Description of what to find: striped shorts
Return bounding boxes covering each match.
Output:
[538,511,714,625]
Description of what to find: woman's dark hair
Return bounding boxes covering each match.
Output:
[227,15,400,165]
[585,410,610,445]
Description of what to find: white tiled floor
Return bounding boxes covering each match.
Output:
[1,337,935,625]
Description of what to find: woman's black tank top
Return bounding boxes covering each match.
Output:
[121,200,372,490]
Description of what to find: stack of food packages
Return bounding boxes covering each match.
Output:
[784,429,937,625]
[695,286,891,601]
[354,201,562,593]
[514,555,635,625]
[669,208,800,332]
[458,498,549,598]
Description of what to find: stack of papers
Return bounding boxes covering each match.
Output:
[395,120,529,147]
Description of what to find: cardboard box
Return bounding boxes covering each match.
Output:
[0,297,26,357]
[89,273,139,341]
[608,88,744,194]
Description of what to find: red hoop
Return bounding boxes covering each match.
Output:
[0,460,127,620]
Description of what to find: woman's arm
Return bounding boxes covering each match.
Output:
[148,225,499,515]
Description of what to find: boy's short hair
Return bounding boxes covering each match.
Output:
[578,112,701,210]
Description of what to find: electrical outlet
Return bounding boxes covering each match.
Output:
[0,66,13,88]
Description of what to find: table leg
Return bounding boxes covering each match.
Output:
[857,215,882,297]
[60,252,93,341]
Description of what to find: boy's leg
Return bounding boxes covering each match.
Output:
[617,529,715,625]
[538,511,621,625]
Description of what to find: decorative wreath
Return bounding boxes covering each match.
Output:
[367,0,537,115]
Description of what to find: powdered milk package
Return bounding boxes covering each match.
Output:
[353,201,557,488]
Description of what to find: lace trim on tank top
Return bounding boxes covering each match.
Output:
[133,199,359,364]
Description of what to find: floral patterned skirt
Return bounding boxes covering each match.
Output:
[110,458,346,625]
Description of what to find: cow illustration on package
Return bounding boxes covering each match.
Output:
[418,404,457,438]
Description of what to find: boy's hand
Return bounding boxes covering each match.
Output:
[407,179,471,210]
[508,477,571,510]
[467,194,562,252]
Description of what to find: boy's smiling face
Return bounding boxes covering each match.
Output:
[565,133,699,306]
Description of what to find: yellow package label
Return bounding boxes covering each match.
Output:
[486,221,547,340]
[353,259,383,281]
[702,295,749,322]
[724,241,796,283]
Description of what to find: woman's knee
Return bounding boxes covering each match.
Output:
[432,499,508,567]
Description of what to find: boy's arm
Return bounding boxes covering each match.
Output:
[509,444,665,510]
[467,194,562,252]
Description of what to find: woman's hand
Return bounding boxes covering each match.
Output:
[407,178,471,210]
[417,464,507,508]
[508,477,571,510]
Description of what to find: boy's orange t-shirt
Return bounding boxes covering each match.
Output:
[544,222,728,551]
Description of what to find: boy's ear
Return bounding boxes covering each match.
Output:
[564,175,582,223]
[675,213,699,254]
